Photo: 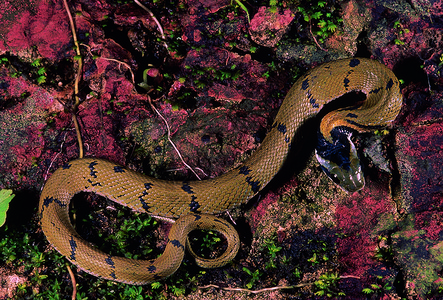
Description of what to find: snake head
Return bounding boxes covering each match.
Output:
[315,128,365,193]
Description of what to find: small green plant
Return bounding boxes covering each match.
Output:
[188,229,224,260]
[36,68,47,84]
[362,275,393,296]
[374,235,394,263]
[438,53,443,67]
[232,0,250,23]
[30,58,47,84]
[30,58,41,67]
[0,189,15,227]
[393,20,409,46]
[264,239,282,269]
[213,64,241,81]
[122,285,144,300]
[314,272,346,297]
[297,0,343,44]
[269,0,278,13]
[292,267,302,279]
[307,240,331,266]
[243,266,261,289]
[0,57,9,64]
[374,129,390,136]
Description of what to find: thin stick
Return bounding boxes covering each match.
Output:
[63,0,84,158]
[41,130,71,189]
[199,276,360,294]
[134,0,169,52]
[81,43,136,84]
[66,264,77,300]
[147,96,202,180]
[199,283,311,294]
[309,20,328,52]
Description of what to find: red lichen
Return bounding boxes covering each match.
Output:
[1,0,72,60]
[335,182,394,278]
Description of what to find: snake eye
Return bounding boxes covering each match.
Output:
[329,167,342,185]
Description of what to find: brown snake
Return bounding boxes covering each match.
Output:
[39,58,402,284]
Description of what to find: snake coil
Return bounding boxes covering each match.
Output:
[39,58,402,284]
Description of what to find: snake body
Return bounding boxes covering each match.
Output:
[39,58,402,284]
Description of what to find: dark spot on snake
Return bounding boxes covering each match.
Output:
[139,197,151,212]
[110,271,116,280]
[277,123,287,134]
[88,161,98,178]
[238,166,251,175]
[154,146,162,153]
[147,265,156,273]
[369,87,382,94]
[245,176,261,193]
[62,163,72,170]
[346,113,358,118]
[344,78,350,88]
[214,218,229,227]
[193,214,202,221]
[105,255,115,268]
[69,236,77,261]
[309,94,319,108]
[40,196,66,218]
[386,78,394,90]
[182,182,194,194]
[87,179,102,187]
[201,134,210,143]
[302,78,309,90]
[349,58,360,67]
[42,196,66,208]
[113,166,125,173]
[170,239,185,250]
[189,197,201,212]
[144,182,153,190]
[284,136,290,143]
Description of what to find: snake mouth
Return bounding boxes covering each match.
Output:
[320,157,365,193]
[315,129,365,193]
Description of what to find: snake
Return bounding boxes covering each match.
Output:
[39,58,402,285]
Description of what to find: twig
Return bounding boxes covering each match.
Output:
[66,264,77,300]
[198,283,311,294]
[101,58,135,84]
[41,130,71,189]
[225,210,237,225]
[147,96,202,180]
[199,276,360,294]
[63,0,84,158]
[309,20,328,52]
[133,0,169,53]
[81,43,136,84]
[166,167,209,177]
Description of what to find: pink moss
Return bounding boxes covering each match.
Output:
[335,182,394,277]
[248,191,279,233]
[1,0,72,59]
[249,7,295,47]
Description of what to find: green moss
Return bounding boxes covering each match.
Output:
[296,0,343,44]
